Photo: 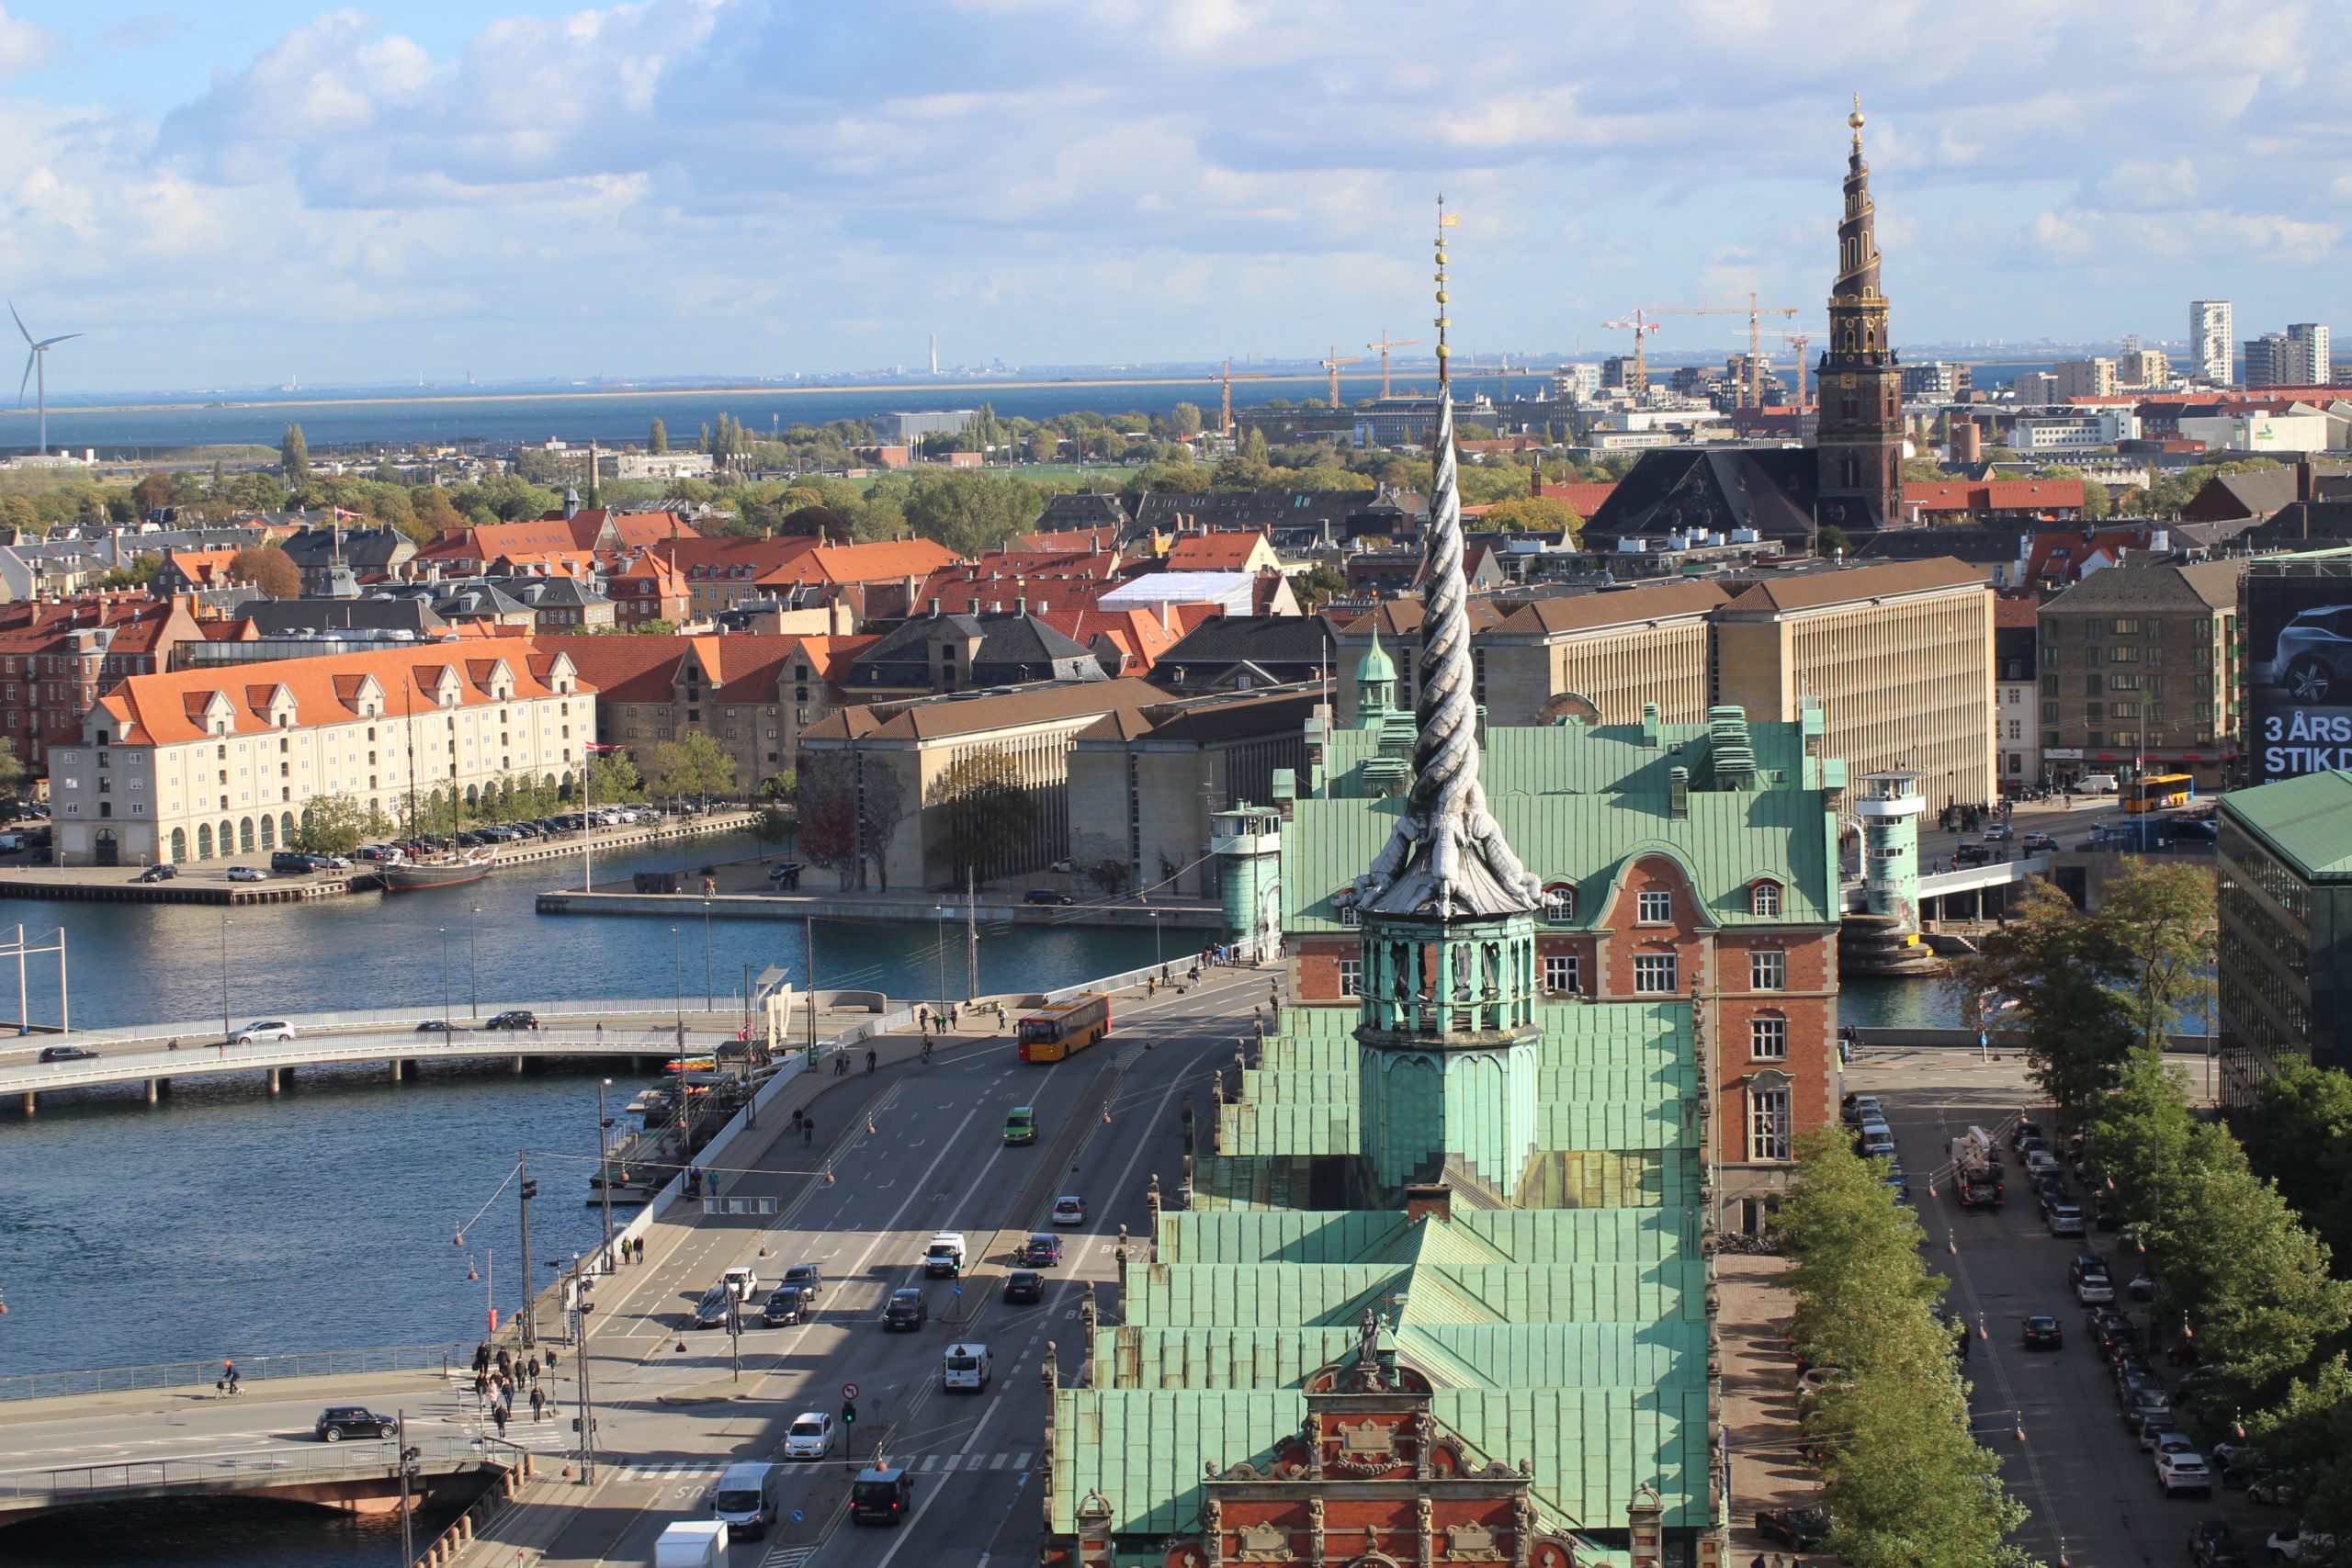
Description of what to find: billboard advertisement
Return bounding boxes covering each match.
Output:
[2247,571,2352,784]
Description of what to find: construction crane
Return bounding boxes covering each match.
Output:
[1207,360,1272,435]
[1618,292,1796,409]
[1366,332,1421,398]
[1319,346,1364,410]
[1774,333,1812,410]
[1599,310,1664,400]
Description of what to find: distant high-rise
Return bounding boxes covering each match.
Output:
[1815,99,1905,533]
[2191,299,2234,385]
[2052,358,2119,400]
[2289,322,2332,385]
[2245,332,2292,389]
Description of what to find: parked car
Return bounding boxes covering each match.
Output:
[137,863,177,882]
[2022,1315,2064,1349]
[783,1412,836,1460]
[882,1287,928,1331]
[2159,1450,2216,1497]
[270,851,315,874]
[1016,1234,1063,1267]
[315,1407,398,1441]
[1001,1270,1045,1304]
[1050,1195,1086,1225]
[2192,1521,2249,1568]
[224,866,265,883]
[230,1021,296,1043]
[482,1010,538,1031]
[1023,889,1075,906]
[2267,1527,2335,1562]
[1754,1506,1832,1550]
[38,1045,96,1063]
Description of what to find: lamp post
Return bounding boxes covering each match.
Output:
[469,905,481,1019]
[702,897,714,1011]
[219,914,233,1042]
[438,926,450,1022]
[670,926,683,1033]
[596,1077,616,1270]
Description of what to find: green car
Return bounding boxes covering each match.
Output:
[1003,1107,1037,1145]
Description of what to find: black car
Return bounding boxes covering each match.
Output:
[38,1045,96,1063]
[269,851,315,874]
[1023,889,1075,906]
[1755,1506,1831,1550]
[483,1010,538,1031]
[762,1285,810,1326]
[2190,1521,2247,1568]
[882,1287,927,1331]
[1002,1270,1045,1304]
[315,1406,398,1441]
[2023,1315,2063,1349]
[138,863,177,882]
[1016,1234,1064,1267]
[778,1263,823,1300]
[415,1020,458,1032]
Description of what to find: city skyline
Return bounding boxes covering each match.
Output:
[0,1,2343,389]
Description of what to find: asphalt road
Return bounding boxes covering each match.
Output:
[483,964,1265,1568]
[1849,1043,2279,1568]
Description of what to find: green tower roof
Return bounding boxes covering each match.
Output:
[1356,627,1396,684]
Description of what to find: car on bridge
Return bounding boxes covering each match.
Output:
[483,1010,538,1031]
[38,1045,97,1063]
[230,1021,297,1043]
[315,1407,399,1441]
[414,1020,458,1032]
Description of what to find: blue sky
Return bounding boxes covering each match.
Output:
[0,0,2341,390]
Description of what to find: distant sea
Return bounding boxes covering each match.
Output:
[3,355,2057,457]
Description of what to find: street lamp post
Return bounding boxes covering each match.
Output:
[670,927,683,1036]
[469,905,481,1019]
[438,927,450,1022]
[219,915,233,1042]
[596,1078,616,1270]
[703,897,714,1011]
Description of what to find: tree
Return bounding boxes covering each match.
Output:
[288,794,369,857]
[582,750,643,806]
[649,418,669,454]
[1481,494,1581,537]
[1085,857,1129,896]
[99,552,164,591]
[228,545,301,600]
[279,424,311,481]
[1167,402,1204,438]
[928,749,1039,887]
[902,470,1044,557]
[2095,859,2213,1055]
[1816,525,1851,557]
[2244,1064,2352,1270]
[131,470,175,517]
[795,751,906,890]
[1292,562,1348,608]
[647,732,739,805]
[1953,878,2132,1118]
[751,804,795,849]
[0,739,25,798]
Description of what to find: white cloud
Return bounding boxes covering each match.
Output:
[0,0,2344,384]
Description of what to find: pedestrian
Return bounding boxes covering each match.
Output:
[475,1369,490,1398]
[530,1385,546,1420]
[492,1403,509,1438]
[168,1037,179,1052]
[803,1119,814,1145]
[865,1048,876,1074]
[1752,1555,1768,1568]
[916,1004,930,1032]
[496,1348,513,1378]
[473,1342,492,1373]
[994,1000,1006,1030]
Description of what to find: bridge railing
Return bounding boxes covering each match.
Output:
[49,998,765,1049]
[0,1434,491,1502]
[0,1342,470,1404]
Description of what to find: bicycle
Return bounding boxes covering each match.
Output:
[920,1042,933,1065]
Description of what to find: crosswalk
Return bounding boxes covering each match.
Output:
[612,1451,1033,1483]
[762,1548,814,1568]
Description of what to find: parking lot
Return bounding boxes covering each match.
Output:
[1849,1043,2289,1568]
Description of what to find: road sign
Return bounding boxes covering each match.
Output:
[842,1382,859,1400]
[791,1509,804,1523]
[952,1284,963,1297]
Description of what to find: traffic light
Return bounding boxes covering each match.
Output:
[842,1401,857,1426]
[520,1179,539,1201]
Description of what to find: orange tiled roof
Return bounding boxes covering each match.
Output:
[1163,532,1272,571]
[95,645,591,746]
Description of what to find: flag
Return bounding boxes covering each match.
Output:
[585,741,626,752]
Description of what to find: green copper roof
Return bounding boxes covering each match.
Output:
[1357,627,1396,683]
[2222,771,2352,879]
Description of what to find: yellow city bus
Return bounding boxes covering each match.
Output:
[2122,773,2194,814]
[1018,993,1113,1063]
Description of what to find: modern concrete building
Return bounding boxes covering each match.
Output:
[51,645,593,866]
[2053,357,2120,400]
[2217,770,2352,1104]
[2035,558,2243,787]
[1995,595,2041,786]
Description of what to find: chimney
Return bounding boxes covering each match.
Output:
[967,597,981,615]
[991,601,1004,614]
[1014,596,1027,615]
[2299,457,2316,502]
[1404,1184,1451,1223]
[929,597,942,616]
[1159,601,1173,635]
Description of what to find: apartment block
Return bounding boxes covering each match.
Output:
[51,646,593,867]
[2034,558,2243,787]
[2191,299,2234,386]
[2052,357,2120,400]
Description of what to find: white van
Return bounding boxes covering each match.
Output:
[922,1233,967,1277]
[2077,773,2120,795]
[943,1342,992,1393]
[710,1461,780,1539]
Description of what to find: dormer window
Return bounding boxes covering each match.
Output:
[1749,881,1782,918]
[1540,883,1576,922]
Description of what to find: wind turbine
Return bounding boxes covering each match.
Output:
[12,305,82,457]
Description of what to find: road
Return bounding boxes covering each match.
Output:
[1849,1043,2275,1568]
[466,962,1264,1568]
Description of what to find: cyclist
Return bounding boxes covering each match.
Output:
[865,1048,876,1075]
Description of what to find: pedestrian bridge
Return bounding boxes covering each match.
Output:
[1841,854,2047,912]
[0,1433,514,1521]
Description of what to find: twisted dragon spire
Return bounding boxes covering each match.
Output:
[1353,202,1539,921]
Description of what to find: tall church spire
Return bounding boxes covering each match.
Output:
[1815,96,1905,533]
[1354,200,1539,920]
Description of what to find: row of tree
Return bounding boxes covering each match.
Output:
[1774,1129,2034,1568]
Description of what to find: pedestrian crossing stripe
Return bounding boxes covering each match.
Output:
[763,1548,813,1568]
[621,1461,724,1482]
[899,1451,1031,1472]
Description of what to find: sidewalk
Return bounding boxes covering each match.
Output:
[1718,1253,1817,1553]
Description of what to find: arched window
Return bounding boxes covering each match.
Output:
[239,818,255,853]
[283,812,297,843]
[1540,882,1576,923]
[196,823,213,859]
[1750,881,1782,917]
[169,828,187,863]
[258,815,275,850]
[1333,889,1361,928]
[219,819,233,857]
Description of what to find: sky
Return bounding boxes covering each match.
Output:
[0,0,2342,390]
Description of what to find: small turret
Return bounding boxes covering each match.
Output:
[1356,628,1396,718]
